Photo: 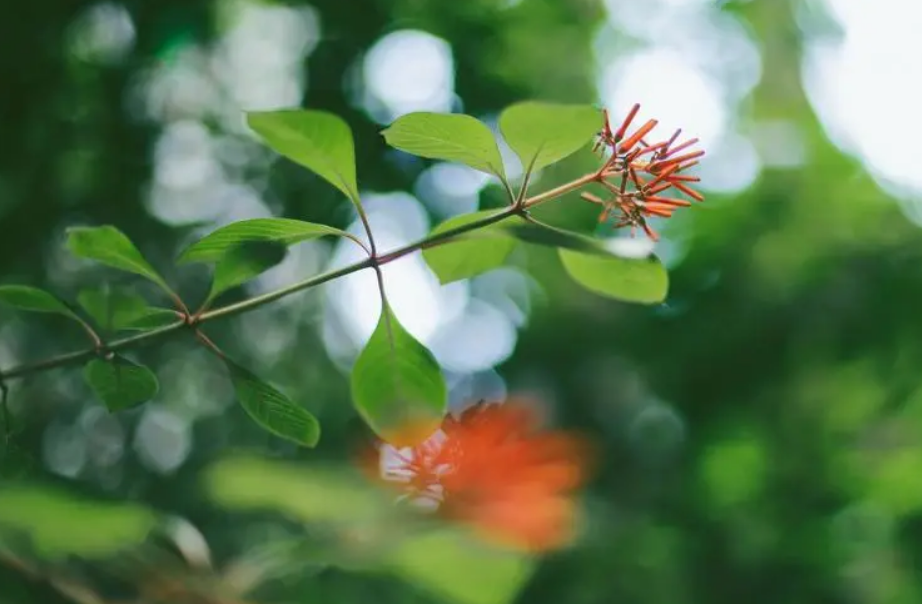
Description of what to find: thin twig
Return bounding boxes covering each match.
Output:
[0,172,599,384]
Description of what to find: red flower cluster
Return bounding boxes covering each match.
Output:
[585,104,705,241]
[363,400,590,553]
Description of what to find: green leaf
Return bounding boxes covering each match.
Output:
[77,288,179,332]
[388,529,535,604]
[66,226,173,295]
[498,102,601,173]
[558,248,668,305]
[246,110,360,204]
[207,241,288,302]
[502,222,614,255]
[205,456,386,524]
[381,113,507,180]
[0,285,80,321]
[422,210,518,284]
[83,356,159,411]
[116,308,181,331]
[0,485,157,559]
[225,359,320,447]
[351,304,446,446]
[178,217,360,264]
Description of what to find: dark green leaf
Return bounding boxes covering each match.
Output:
[246,110,360,204]
[0,285,80,321]
[83,356,159,411]
[178,217,361,264]
[77,288,179,332]
[422,210,518,284]
[499,102,601,173]
[502,222,614,255]
[207,241,288,302]
[559,248,668,305]
[350,304,446,445]
[381,113,507,180]
[225,359,320,447]
[116,308,181,331]
[0,485,157,558]
[65,226,173,294]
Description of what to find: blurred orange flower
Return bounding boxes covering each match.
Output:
[360,400,591,553]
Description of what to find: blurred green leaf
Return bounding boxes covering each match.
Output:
[699,437,767,509]
[204,456,385,524]
[206,241,288,302]
[498,102,600,173]
[0,485,157,558]
[65,226,173,295]
[0,285,81,322]
[387,529,535,604]
[558,248,668,305]
[381,112,507,180]
[351,304,446,445]
[422,210,518,284]
[225,359,320,447]
[77,288,179,332]
[246,110,360,204]
[178,217,362,264]
[83,356,159,411]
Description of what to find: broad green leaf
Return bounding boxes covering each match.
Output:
[205,456,386,524]
[178,217,360,264]
[207,241,288,302]
[558,248,668,305]
[225,359,320,447]
[66,226,173,294]
[388,529,535,604]
[499,102,601,173]
[351,304,446,446]
[247,110,360,203]
[422,210,518,284]
[381,113,507,180]
[0,485,157,558]
[84,356,159,411]
[77,288,179,332]
[0,285,80,321]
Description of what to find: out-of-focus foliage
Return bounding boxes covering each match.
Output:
[4,0,922,603]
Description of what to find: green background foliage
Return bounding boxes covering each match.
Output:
[3,0,922,603]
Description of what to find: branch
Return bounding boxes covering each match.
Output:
[0,173,596,383]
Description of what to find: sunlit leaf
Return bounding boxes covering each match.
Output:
[225,359,320,447]
[247,110,360,204]
[204,456,385,524]
[178,217,361,264]
[84,356,159,411]
[388,529,535,604]
[499,102,601,173]
[422,210,518,284]
[77,288,179,332]
[206,241,288,302]
[558,248,668,305]
[65,226,173,295]
[0,285,81,321]
[351,304,446,445]
[381,113,507,180]
[0,485,157,558]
